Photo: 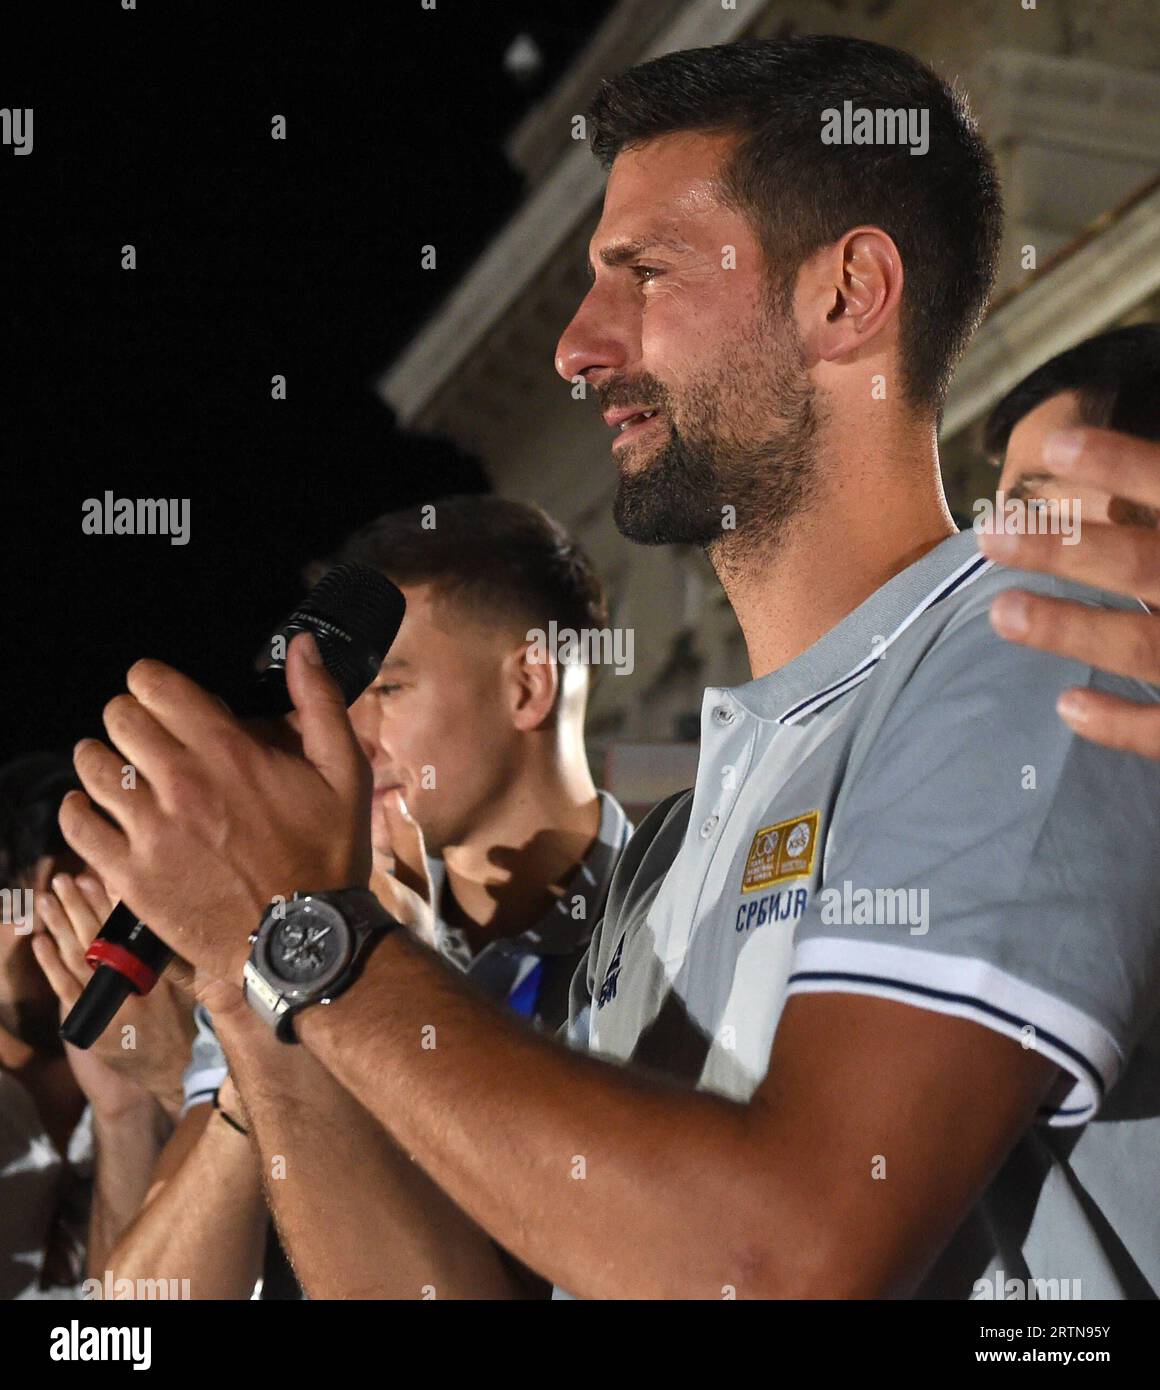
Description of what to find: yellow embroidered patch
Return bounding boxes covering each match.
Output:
[741,811,820,893]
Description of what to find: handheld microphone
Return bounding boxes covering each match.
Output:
[60,562,405,1049]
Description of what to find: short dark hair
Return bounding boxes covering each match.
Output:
[984,323,1160,459]
[588,35,1003,412]
[0,752,79,890]
[331,495,609,640]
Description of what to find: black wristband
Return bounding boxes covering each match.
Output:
[212,1089,249,1136]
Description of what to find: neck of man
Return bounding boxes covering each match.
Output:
[439,735,601,954]
[711,409,956,679]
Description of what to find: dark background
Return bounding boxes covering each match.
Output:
[2,1,611,757]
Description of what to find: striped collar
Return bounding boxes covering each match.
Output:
[717,531,993,726]
[430,789,632,969]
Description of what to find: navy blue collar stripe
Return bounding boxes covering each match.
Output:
[777,551,993,725]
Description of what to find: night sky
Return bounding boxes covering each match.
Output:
[2,1,611,761]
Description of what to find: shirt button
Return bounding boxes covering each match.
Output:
[713,705,735,726]
[700,814,719,838]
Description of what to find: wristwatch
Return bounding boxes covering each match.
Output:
[243,888,397,1042]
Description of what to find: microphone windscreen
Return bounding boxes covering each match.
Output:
[250,562,406,715]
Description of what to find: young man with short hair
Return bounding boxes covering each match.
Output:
[986,322,1160,523]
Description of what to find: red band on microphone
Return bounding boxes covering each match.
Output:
[85,939,159,996]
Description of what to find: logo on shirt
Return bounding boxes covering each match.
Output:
[596,931,625,1009]
[741,811,820,893]
[735,885,810,934]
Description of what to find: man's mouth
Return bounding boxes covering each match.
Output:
[605,407,665,447]
[373,782,404,803]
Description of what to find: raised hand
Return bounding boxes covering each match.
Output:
[57,633,373,994]
[32,873,196,1118]
[980,427,1160,758]
[370,791,436,947]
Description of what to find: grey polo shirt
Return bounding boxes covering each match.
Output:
[182,790,632,1111]
[560,530,1160,1299]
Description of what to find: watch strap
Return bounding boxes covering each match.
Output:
[245,888,396,1042]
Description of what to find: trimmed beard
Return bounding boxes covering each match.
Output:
[609,301,821,556]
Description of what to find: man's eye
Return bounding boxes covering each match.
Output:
[372,683,402,697]
[631,264,662,283]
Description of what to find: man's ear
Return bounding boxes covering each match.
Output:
[506,641,559,732]
[798,226,904,367]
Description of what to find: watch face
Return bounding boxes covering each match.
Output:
[262,899,351,993]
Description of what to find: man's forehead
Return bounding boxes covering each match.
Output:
[389,583,455,647]
[392,581,518,656]
[591,131,737,255]
[1008,391,1084,448]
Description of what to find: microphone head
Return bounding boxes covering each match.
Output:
[257,562,405,712]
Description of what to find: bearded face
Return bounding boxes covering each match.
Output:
[602,291,823,555]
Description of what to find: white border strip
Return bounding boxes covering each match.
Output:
[787,937,1122,1126]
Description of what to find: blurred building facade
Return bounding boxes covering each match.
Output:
[380,0,1160,802]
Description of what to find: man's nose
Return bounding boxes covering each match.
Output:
[348,695,382,765]
[554,284,632,387]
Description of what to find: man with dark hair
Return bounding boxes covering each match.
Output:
[983,429,1160,760]
[64,37,1160,1299]
[985,323,1160,520]
[337,493,608,639]
[979,324,1160,757]
[587,34,1000,417]
[83,494,630,1297]
[0,755,82,1052]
